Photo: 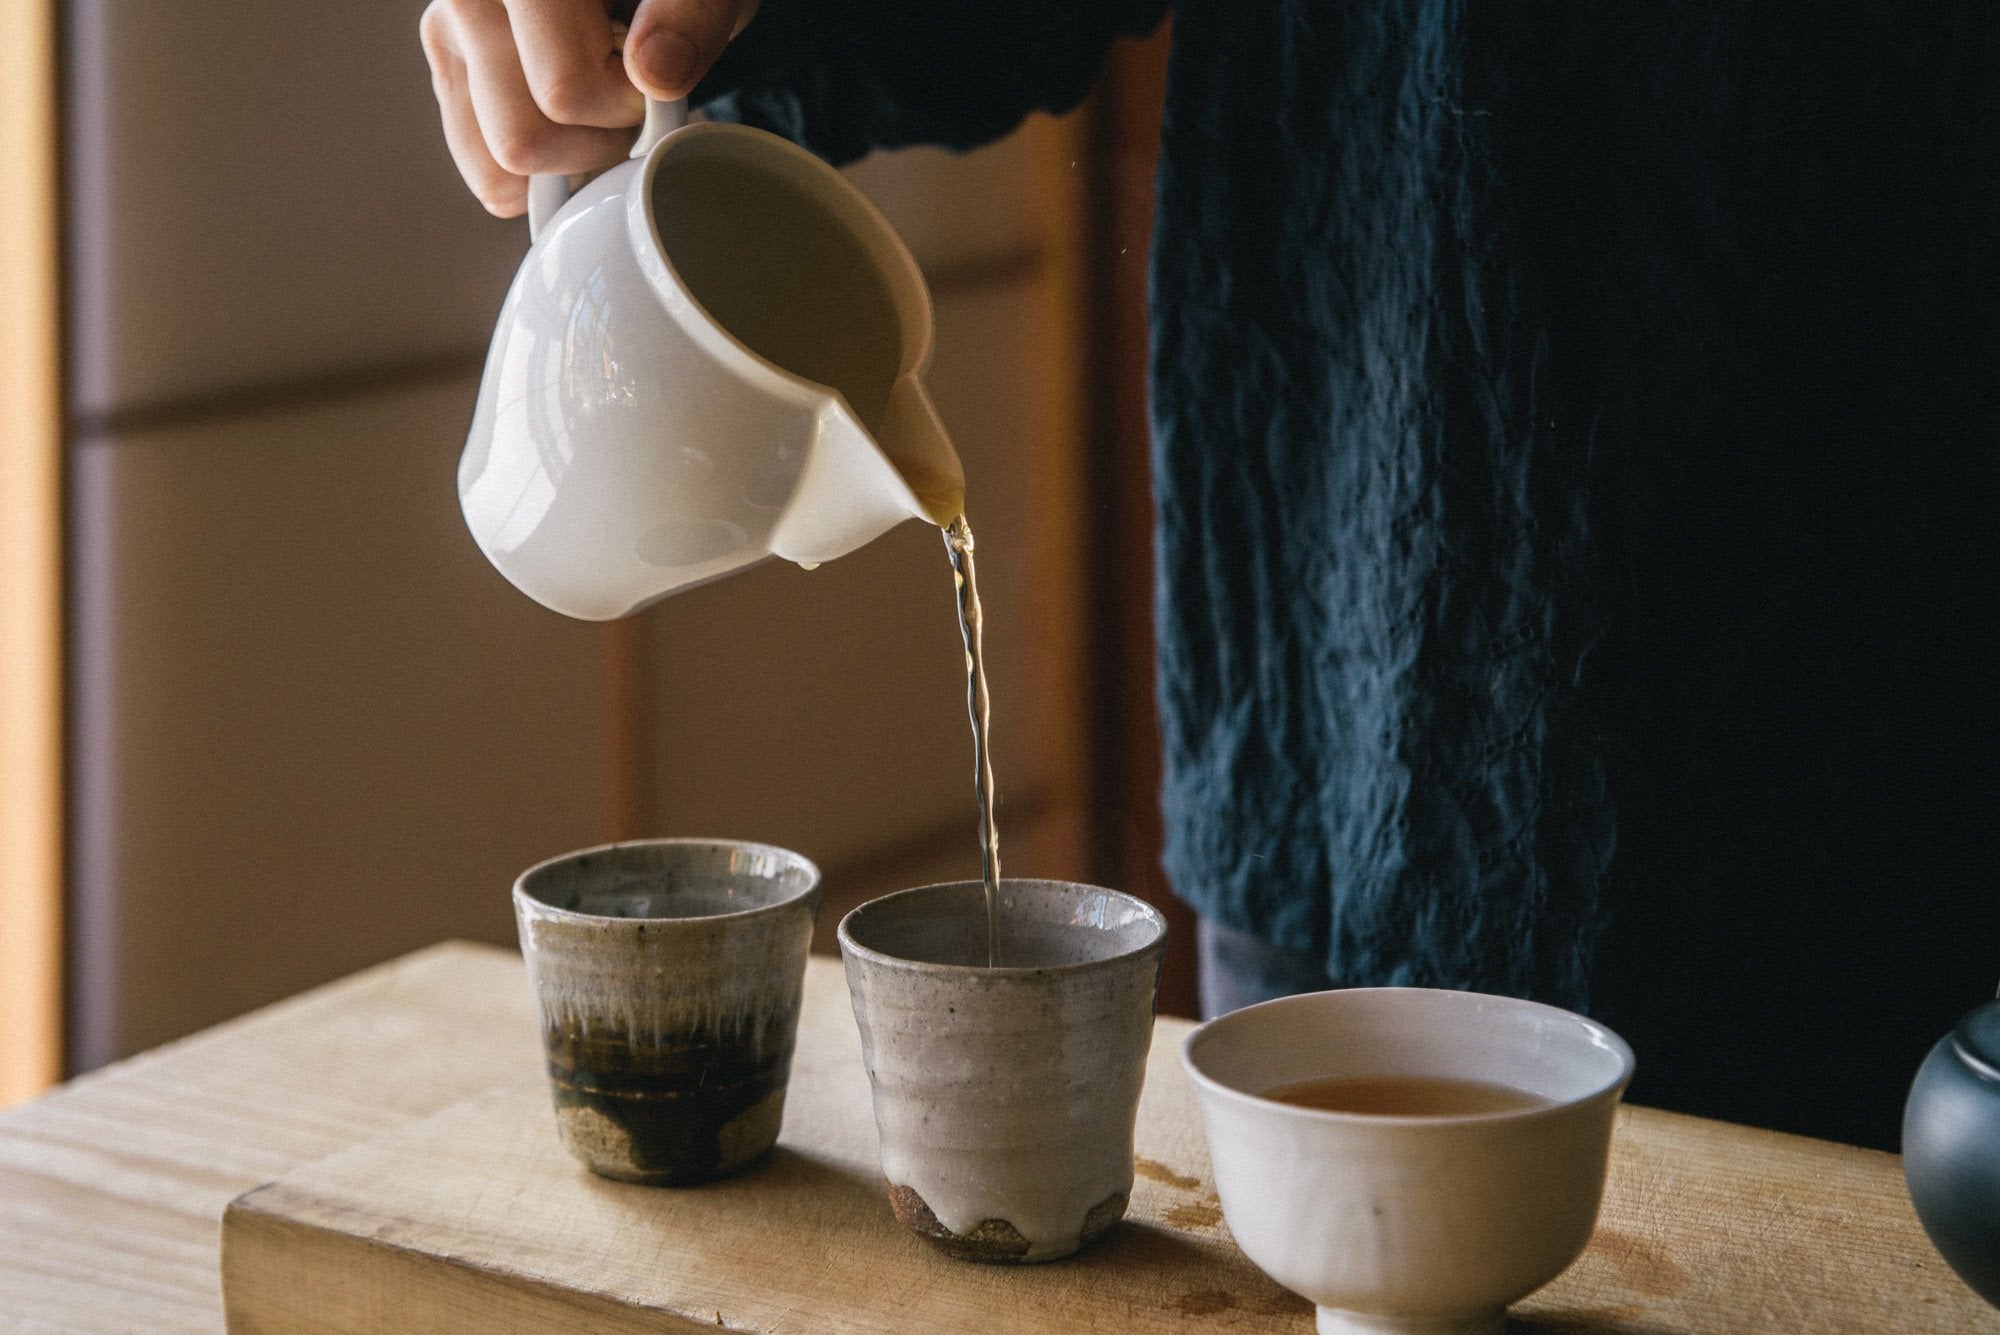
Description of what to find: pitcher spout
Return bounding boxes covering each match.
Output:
[768,377,964,566]
[873,376,964,527]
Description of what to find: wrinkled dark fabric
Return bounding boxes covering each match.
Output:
[700,2,2000,1148]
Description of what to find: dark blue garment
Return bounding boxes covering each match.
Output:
[701,2,2000,1148]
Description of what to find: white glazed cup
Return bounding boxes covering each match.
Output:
[1182,988,1635,1335]
[513,838,821,1185]
[460,108,963,621]
[838,879,1168,1262]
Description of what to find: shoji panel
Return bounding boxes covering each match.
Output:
[843,134,1046,273]
[70,379,608,1063]
[65,0,524,417]
[62,0,1100,1060]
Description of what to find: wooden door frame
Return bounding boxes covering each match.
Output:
[0,0,65,1104]
[1078,25,1196,1017]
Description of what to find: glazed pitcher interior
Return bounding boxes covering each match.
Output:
[650,138,964,526]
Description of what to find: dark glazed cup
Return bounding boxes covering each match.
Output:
[514,838,820,1185]
[1903,998,2000,1309]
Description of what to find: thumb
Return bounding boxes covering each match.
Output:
[625,0,760,101]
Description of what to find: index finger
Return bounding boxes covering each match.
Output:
[501,0,644,128]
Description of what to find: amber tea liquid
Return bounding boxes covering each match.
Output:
[943,514,1001,967]
[1262,1074,1551,1116]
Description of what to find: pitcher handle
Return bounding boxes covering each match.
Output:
[527,97,687,241]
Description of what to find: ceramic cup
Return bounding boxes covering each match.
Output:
[513,838,820,1185]
[838,879,1168,1262]
[1182,988,1635,1335]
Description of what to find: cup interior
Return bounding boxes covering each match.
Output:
[1185,988,1633,1114]
[839,879,1166,970]
[516,838,819,922]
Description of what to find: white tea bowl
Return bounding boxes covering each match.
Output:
[1182,988,1634,1335]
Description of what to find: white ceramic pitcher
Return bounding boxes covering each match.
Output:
[459,99,964,621]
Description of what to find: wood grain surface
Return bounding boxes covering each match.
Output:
[219,956,2000,1335]
[2,940,1990,1333]
[0,942,537,1332]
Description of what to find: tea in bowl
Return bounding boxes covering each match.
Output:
[1181,987,1634,1335]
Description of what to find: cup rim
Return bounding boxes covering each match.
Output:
[837,878,1168,977]
[513,836,822,925]
[1180,986,1636,1125]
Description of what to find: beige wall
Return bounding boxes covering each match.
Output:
[66,4,1094,1063]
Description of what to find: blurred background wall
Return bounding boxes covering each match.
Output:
[1,1,1181,1088]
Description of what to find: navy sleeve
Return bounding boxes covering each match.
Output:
[692,0,1170,164]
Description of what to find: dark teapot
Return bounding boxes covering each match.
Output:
[1903,996,2000,1308]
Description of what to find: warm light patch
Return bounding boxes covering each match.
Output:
[0,0,63,1105]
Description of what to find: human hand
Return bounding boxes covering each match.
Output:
[420,0,762,217]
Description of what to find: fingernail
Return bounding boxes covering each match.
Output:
[633,27,698,97]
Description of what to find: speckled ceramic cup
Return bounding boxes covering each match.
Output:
[838,879,1168,1263]
[513,838,820,1185]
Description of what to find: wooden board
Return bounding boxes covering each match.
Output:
[0,942,539,1333]
[221,957,2000,1334]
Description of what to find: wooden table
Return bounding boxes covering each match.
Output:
[0,941,1992,1333]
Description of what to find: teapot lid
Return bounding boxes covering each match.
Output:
[1953,1000,2000,1083]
